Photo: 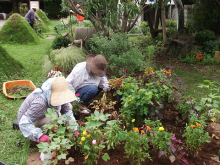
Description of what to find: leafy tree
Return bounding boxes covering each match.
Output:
[187,0,220,34]
[65,0,148,35]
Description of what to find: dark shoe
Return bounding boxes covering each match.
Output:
[13,120,19,130]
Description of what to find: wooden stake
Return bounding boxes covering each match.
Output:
[215,51,219,63]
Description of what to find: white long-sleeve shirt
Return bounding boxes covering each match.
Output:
[66,62,109,94]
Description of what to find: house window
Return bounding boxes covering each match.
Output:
[149,0,154,2]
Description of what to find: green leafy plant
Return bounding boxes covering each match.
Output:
[194,80,220,118]
[183,114,210,157]
[37,108,78,165]
[78,110,114,165]
[104,120,125,150]
[51,35,71,50]
[88,32,145,77]
[194,30,216,46]
[124,129,151,165]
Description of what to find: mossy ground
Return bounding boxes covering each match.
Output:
[0,13,40,44]
[34,12,50,33]
[35,9,51,25]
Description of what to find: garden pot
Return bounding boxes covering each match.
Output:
[2,80,36,99]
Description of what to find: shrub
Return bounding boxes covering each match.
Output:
[202,39,220,56]
[165,19,177,28]
[51,36,71,50]
[194,30,216,46]
[83,20,94,27]
[88,32,145,77]
[140,21,149,35]
[43,46,87,75]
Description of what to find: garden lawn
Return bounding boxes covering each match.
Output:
[154,52,220,102]
[0,30,54,165]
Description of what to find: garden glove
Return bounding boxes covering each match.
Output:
[39,134,50,143]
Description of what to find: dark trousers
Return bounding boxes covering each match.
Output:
[29,23,34,29]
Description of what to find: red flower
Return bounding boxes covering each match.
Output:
[79,106,82,109]
[74,130,80,137]
[75,94,80,97]
[54,127,57,132]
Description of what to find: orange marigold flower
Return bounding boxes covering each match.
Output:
[141,130,145,134]
[146,126,151,130]
[196,123,201,127]
[166,71,171,75]
[191,125,196,128]
[133,127,139,133]
[197,147,201,151]
[162,73,165,75]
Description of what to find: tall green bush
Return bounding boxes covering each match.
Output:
[51,35,71,50]
[194,30,216,46]
[88,32,145,77]
[186,1,220,35]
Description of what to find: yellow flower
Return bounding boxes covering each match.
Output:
[212,134,215,137]
[83,131,87,135]
[87,134,91,137]
[145,67,154,74]
[79,142,82,145]
[128,99,132,102]
[159,127,164,131]
[95,127,98,129]
[133,127,139,133]
[141,130,145,134]
[132,119,135,122]
[196,123,201,127]
[81,137,85,141]
[190,125,196,128]
[156,80,159,83]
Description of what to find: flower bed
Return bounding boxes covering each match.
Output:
[35,66,220,165]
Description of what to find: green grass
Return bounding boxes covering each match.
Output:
[0,21,58,165]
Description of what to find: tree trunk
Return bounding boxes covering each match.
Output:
[173,0,184,33]
[161,0,167,46]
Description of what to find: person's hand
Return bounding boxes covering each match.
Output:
[108,88,115,95]
[39,134,51,143]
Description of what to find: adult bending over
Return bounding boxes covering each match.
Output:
[17,77,78,143]
[66,54,110,111]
